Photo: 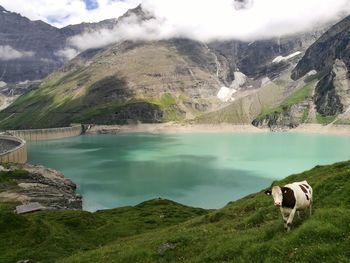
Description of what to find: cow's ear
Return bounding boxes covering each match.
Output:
[265,189,272,196]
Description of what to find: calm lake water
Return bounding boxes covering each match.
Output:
[27,132,350,211]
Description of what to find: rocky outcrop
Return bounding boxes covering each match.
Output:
[0,164,82,210]
[208,27,327,82]
[291,15,350,120]
[252,102,310,131]
[313,60,350,117]
[292,15,350,81]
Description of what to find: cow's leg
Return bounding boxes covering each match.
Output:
[297,211,300,219]
[286,207,297,232]
[280,208,289,230]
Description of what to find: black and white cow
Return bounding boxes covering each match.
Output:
[265,180,313,232]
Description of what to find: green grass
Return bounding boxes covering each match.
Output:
[301,107,310,123]
[256,82,314,122]
[148,93,177,108]
[140,93,185,122]
[316,113,337,125]
[0,169,29,190]
[1,160,350,262]
[0,199,208,263]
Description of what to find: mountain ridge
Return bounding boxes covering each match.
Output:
[0,6,349,129]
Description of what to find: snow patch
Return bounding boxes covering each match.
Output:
[0,81,6,88]
[306,70,317,76]
[217,71,246,102]
[230,72,247,89]
[217,87,237,102]
[272,51,302,63]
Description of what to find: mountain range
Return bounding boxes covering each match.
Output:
[0,5,349,129]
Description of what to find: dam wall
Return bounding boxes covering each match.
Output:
[0,135,27,164]
[8,124,83,141]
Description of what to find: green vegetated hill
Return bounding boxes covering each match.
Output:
[1,160,350,263]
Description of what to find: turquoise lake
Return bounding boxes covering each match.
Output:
[27,132,350,211]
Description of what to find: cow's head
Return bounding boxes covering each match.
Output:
[265,186,287,207]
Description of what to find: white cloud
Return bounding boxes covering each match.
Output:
[63,0,350,54]
[1,0,349,55]
[0,0,141,28]
[139,0,350,42]
[0,45,35,60]
[55,48,79,60]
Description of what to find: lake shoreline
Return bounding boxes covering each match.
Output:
[291,124,350,135]
[86,123,350,135]
[86,123,268,134]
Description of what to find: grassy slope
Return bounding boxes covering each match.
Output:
[195,81,286,124]
[254,81,314,122]
[1,160,350,262]
[58,160,350,263]
[0,199,208,263]
[316,113,338,125]
[194,70,309,124]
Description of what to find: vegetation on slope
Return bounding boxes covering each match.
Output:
[255,81,314,122]
[0,169,29,191]
[195,81,286,124]
[1,160,350,262]
[0,199,208,263]
[316,113,337,125]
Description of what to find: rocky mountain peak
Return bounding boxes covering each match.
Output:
[120,4,154,22]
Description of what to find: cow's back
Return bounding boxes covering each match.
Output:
[284,180,312,210]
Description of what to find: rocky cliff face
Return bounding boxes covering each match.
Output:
[0,164,82,210]
[0,6,119,84]
[252,102,310,131]
[292,15,350,119]
[252,16,350,130]
[292,16,350,80]
[0,7,63,83]
[209,29,326,81]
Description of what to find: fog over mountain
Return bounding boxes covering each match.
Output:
[57,0,350,55]
[1,0,350,51]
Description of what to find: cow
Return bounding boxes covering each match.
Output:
[265,180,313,232]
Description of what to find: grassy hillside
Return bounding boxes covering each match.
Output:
[254,81,314,122]
[1,160,350,262]
[195,80,286,124]
[0,198,208,263]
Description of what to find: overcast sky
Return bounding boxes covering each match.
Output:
[1,0,350,57]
